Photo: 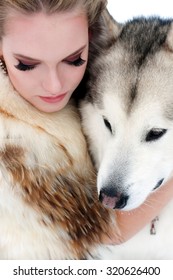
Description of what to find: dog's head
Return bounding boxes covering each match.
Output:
[80,17,173,210]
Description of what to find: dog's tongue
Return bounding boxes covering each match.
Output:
[101,194,117,209]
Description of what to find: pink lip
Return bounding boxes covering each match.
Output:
[40,93,66,104]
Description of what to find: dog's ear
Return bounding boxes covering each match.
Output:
[101,9,122,41]
[100,9,122,42]
[89,8,122,57]
[165,21,173,51]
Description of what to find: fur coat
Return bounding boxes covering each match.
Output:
[0,69,113,259]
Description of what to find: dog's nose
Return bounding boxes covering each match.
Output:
[99,188,129,209]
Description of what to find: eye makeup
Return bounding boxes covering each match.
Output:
[15,60,37,71]
[14,54,40,71]
[13,44,87,71]
[65,55,86,67]
[62,45,87,67]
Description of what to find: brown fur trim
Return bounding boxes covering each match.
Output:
[1,143,110,259]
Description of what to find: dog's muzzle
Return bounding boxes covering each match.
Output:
[99,188,129,209]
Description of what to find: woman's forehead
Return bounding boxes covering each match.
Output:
[2,11,89,62]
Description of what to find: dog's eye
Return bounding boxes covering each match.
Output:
[103,117,112,133]
[145,128,167,142]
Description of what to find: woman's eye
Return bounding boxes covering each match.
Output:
[66,57,86,67]
[15,60,36,71]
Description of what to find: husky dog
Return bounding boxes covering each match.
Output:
[80,16,173,258]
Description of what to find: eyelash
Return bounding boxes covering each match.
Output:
[14,56,86,72]
[15,61,36,71]
[66,57,86,67]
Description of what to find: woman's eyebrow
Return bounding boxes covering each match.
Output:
[13,53,40,62]
[13,45,87,62]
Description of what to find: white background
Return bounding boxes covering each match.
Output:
[107,0,172,22]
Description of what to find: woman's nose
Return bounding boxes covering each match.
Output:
[42,69,63,94]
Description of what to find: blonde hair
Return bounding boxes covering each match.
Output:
[0,0,107,39]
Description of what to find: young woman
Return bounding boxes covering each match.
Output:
[0,0,173,258]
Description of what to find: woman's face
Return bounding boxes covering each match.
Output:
[0,10,89,112]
